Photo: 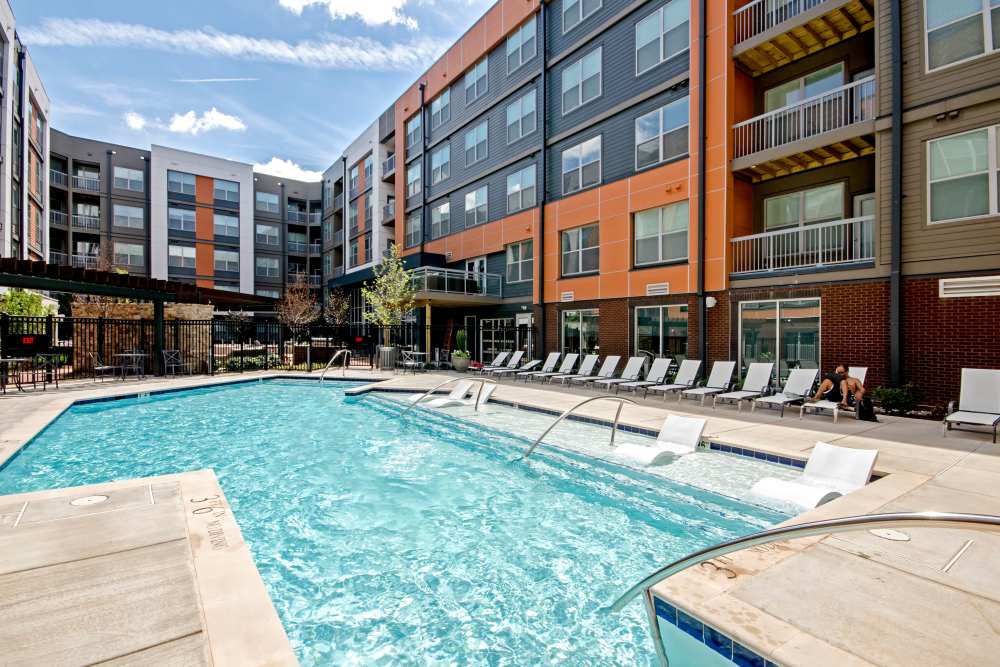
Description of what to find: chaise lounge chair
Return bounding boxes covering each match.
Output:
[618,358,672,395]
[594,357,645,393]
[551,354,598,384]
[407,380,475,406]
[944,368,1000,443]
[570,356,621,387]
[426,382,497,409]
[800,367,868,423]
[647,359,702,400]
[493,357,541,377]
[680,361,736,405]
[750,441,878,509]
[753,368,818,417]
[477,351,512,374]
[713,363,774,410]
[517,352,560,381]
[615,414,707,466]
[484,350,523,375]
[530,353,578,382]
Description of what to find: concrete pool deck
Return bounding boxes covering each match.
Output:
[1,369,998,665]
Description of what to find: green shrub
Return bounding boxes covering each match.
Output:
[453,329,470,358]
[871,383,923,415]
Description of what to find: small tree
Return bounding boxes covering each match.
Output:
[71,253,130,317]
[323,287,351,326]
[276,278,318,340]
[361,243,415,327]
[0,289,55,316]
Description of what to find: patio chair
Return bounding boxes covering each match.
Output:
[618,358,672,395]
[549,354,595,384]
[429,382,497,409]
[477,351,510,374]
[713,363,774,410]
[90,352,121,382]
[399,350,424,374]
[408,380,475,407]
[800,367,869,423]
[162,350,193,376]
[517,352,560,381]
[484,350,523,375]
[648,359,702,400]
[751,441,878,509]
[493,358,541,377]
[615,415,707,466]
[680,361,737,405]
[753,368,818,417]
[594,357,645,393]
[570,356,621,387]
[531,353,579,383]
[944,368,1000,443]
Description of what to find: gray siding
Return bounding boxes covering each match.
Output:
[448,249,533,299]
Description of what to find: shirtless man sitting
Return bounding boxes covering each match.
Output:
[811,364,865,408]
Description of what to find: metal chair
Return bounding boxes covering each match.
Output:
[31,354,61,390]
[90,353,121,382]
[163,349,193,376]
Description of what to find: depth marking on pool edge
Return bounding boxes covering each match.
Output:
[190,494,230,551]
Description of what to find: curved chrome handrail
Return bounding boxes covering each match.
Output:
[320,349,351,382]
[401,376,497,414]
[520,396,637,459]
[610,511,1000,614]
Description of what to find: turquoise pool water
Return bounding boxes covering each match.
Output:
[0,380,788,665]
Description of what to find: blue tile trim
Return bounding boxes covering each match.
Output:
[653,595,775,667]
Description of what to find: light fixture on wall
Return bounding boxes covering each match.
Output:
[706,296,717,308]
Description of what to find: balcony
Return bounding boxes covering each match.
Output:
[287,240,308,254]
[50,211,68,226]
[382,200,396,225]
[309,212,322,224]
[71,214,101,231]
[333,194,344,210]
[732,77,875,182]
[50,169,68,187]
[287,271,319,286]
[287,210,308,223]
[410,267,503,305]
[730,215,875,276]
[733,0,875,76]
[72,175,101,192]
[48,250,68,265]
[308,274,322,287]
[332,266,344,278]
[308,242,322,256]
[382,154,395,180]
[71,253,100,269]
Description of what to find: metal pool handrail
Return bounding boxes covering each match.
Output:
[320,349,351,382]
[520,396,637,459]
[402,376,497,414]
[610,511,1000,615]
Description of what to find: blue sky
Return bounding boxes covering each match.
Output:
[14,0,493,180]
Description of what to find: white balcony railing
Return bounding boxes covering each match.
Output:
[72,175,101,192]
[71,214,101,231]
[49,250,68,265]
[309,212,322,224]
[733,77,875,159]
[50,210,68,226]
[287,210,308,223]
[410,267,502,298]
[287,241,308,254]
[382,154,395,177]
[383,200,395,223]
[50,169,69,187]
[308,242,322,255]
[734,0,829,45]
[731,215,875,275]
[71,253,100,269]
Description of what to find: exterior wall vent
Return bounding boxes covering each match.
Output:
[646,282,669,296]
[560,291,574,302]
[939,275,1000,298]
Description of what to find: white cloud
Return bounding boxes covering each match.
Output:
[168,108,247,135]
[278,0,417,29]
[172,77,260,84]
[21,18,448,72]
[124,112,147,130]
[253,157,323,182]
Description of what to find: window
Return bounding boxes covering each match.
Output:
[113,242,144,267]
[635,0,690,75]
[214,213,239,238]
[925,0,1000,70]
[167,207,195,232]
[407,163,421,197]
[928,125,998,223]
[406,113,422,151]
[562,136,602,194]
[465,57,488,105]
[740,299,820,382]
[431,89,451,129]
[430,202,450,239]
[167,170,195,196]
[507,164,537,212]
[561,309,599,356]
[763,63,844,112]
[636,305,688,358]
[214,249,239,272]
[634,200,689,266]
[256,256,279,277]
[364,155,373,184]
[256,223,279,245]
[257,288,280,299]
[113,166,144,191]
[349,239,359,267]
[635,96,690,169]
[324,255,332,275]
[323,221,333,242]
[506,90,537,144]
[506,240,533,283]
[507,17,537,73]
[465,185,488,226]
[561,224,599,275]
[764,182,845,230]
[214,179,239,202]
[405,211,422,247]
[431,144,451,184]
[256,191,279,213]
[364,232,372,263]
[349,165,359,194]
[563,0,601,32]
[168,244,195,269]
[562,48,602,113]
[364,193,372,223]
[113,204,144,229]
[348,201,359,233]
[465,121,489,165]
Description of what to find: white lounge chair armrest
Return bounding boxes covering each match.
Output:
[750,477,842,509]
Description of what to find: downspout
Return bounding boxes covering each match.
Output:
[419,82,427,256]
[889,0,903,385]
[696,0,708,367]
[536,3,547,354]
[341,155,347,274]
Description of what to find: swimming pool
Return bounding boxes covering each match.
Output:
[0,379,790,665]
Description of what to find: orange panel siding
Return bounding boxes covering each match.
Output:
[195,241,214,287]
[195,205,214,242]
[195,175,214,205]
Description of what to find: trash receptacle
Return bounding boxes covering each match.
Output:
[378,346,398,372]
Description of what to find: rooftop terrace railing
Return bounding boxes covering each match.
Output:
[731,215,874,275]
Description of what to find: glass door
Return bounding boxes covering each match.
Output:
[480,318,514,363]
[739,299,820,382]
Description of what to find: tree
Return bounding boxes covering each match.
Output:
[0,289,55,316]
[276,278,318,339]
[323,287,351,326]
[70,253,130,317]
[361,243,415,326]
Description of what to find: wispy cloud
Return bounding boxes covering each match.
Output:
[278,0,417,29]
[22,18,448,72]
[122,108,246,136]
[172,77,261,84]
[123,112,147,130]
[253,157,323,182]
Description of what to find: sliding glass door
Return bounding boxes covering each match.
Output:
[739,299,820,381]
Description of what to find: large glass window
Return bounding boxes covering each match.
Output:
[256,256,279,277]
[506,240,533,283]
[256,191,279,213]
[364,155,373,184]
[635,96,689,169]
[431,144,450,184]
[349,165,360,194]
[113,166,144,191]
[635,305,688,359]
[740,299,820,382]
[562,136,601,194]
[405,211,422,247]
[167,207,195,232]
[213,213,239,238]
[465,57,489,105]
[634,200,689,266]
[348,201,359,234]
[507,17,537,73]
[364,232,372,263]
[635,0,690,75]
[563,0,601,32]
[763,63,843,112]
[561,223,599,276]
[764,182,845,230]
[506,90,537,144]
[256,223,279,245]
[465,185,488,226]
[113,242,144,267]
[465,121,489,165]
[168,244,195,269]
[928,126,997,223]
[214,248,239,272]
[431,89,451,129]
[562,48,602,114]
[214,179,239,202]
[925,0,1000,70]
[167,170,195,196]
[507,164,537,213]
[406,113,422,152]
[430,202,450,239]
[561,309,600,356]
[113,204,144,229]
[349,239,359,267]
[407,163,421,197]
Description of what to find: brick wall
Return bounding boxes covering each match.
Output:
[544,299,632,359]
[72,303,215,320]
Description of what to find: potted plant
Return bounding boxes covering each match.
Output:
[451,329,471,372]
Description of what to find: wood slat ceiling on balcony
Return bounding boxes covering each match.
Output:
[735,133,875,182]
[735,0,875,77]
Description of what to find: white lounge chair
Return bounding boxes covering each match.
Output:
[713,363,774,410]
[594,357,645,393]
[531,353,578,382]
[800,366,868,422]
[571,356,621,386]
[484,350,523,375]
[407,380,474,405]
[552,354,598,384]
[493,358,540,377]
[477,351,510,374]
[944,368,1000,443]
[750,441,878,509]
[615,415,707,466]
[680,361,736,405]
[619,358,673,395]
[753,368,818,417]
[517,352,560,381]
[647,359,702,400]
[428,382,498,409]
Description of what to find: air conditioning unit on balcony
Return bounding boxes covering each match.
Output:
[646,282,669,296]
[939,275,1000,298]
[560,291,574,302]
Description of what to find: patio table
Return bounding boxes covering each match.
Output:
[0,357,32,394]
[114,352,149,380]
